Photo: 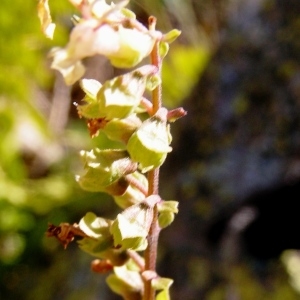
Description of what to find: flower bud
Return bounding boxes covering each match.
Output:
[106,264,143,299]
[157,200,179,228]
[97,66,157,119]
[77,66,157,120]
[91,259,114,273]
[107,26,156,68]
[102,114,142,143]
[76,149,137,192]
[127,110,172,172]
[50,15,159,84]
[110,196,159,250]
[78,212,129,266]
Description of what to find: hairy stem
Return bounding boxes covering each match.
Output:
[127,250,145,271]
[143,16,162,300]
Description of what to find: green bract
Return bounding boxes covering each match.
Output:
[76,149,137,192]
[127,117,172,172]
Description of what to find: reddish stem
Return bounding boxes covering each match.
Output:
[125,174,148,196]
[127,250,145,271]
[143,16,162,300]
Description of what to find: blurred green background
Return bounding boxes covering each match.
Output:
[2,0,300,299]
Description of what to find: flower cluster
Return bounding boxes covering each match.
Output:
[47,0,162,85]
[39,0,184,299]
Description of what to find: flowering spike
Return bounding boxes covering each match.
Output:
[39,0,186,297]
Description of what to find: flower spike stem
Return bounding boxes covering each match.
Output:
[143,17,162,300]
